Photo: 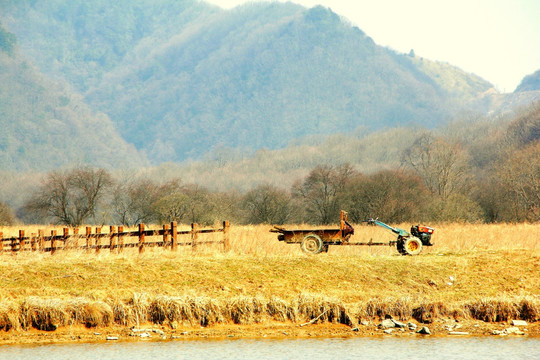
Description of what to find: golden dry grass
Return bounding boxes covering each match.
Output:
[1,222,538,255]
[226,222,540,255]
[0,222,538,332]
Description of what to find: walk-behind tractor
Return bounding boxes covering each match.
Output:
[271,211,434,255]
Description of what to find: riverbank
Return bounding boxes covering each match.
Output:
[1,319,539,346]
[0,243,539,344]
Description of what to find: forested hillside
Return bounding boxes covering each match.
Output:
[0,23,146,171]
[0,0,497,163]
[0,0,218,92]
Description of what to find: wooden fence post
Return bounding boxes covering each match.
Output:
[86,227,92,252]
[63,228,69,251]
[30,234,37,252]
[118,226,124,253]
[191,223,198,250]
[95,227,101,254]
[110,226,117,253]
[73,228,79,249]
[11,231,18,252]
[19,230,25,253]
[223,221,230,251]
[38,230,44,252]
[139,223,145,254]
[162,224,169,248]
[0,232,3,253]
[171,221,178,251]
[51,230,57,255]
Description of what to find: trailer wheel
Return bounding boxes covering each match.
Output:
[301,234,324,254]
[399,237,423,256]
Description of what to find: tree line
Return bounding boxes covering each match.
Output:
[0,101,538,227]
[0,141,536,227]
[0,165,442,227]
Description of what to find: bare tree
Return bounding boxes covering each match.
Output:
[343,170,428,223]
[498,142,540,221]
[24,167,113,226]
[504,101,540,148]
[402,133,470,200]
[112,178,161,226]
[152,179,189,224]
[293,164,355,224]
[181,184,214,225]
[242,184,291,224]
[153,192,190,224]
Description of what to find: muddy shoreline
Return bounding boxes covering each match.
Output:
[1,319,538,346]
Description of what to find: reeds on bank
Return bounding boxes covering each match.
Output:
[0,294,538,332]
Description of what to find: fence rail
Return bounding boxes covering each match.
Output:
[0,221,230,254]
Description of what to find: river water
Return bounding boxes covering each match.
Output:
[1,337,538,360]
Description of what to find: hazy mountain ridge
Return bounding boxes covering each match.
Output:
[83,3,496,162]
[515,69,540,92]
[408,55,494,101]
[0,0,537,169]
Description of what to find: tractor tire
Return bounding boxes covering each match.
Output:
[400,237,423,256]
[397,238,407,255]
[301,234,324,254]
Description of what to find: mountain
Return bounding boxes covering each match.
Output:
[473,68,540,117]
[86,4,497,162]
[0,0,505,165]
[0,23,146,171]
[515,69,540,92]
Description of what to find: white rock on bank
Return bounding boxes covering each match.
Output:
[511,320,527,326]
[130,332,152,338]
[392,320,406,328]
[449,331,469,335]
[504,327,525,335]
[379,319,396,329]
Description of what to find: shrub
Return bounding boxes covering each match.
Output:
[0,201,15,225]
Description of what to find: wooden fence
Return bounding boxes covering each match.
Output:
[0,221,230,254]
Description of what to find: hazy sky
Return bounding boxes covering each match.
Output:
[206,0,540,92]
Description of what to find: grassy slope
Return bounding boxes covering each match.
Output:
[1,250,538,303]
[1,223,538,302]
[0,223,538,338]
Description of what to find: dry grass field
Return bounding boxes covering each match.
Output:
[0,222,538,341]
